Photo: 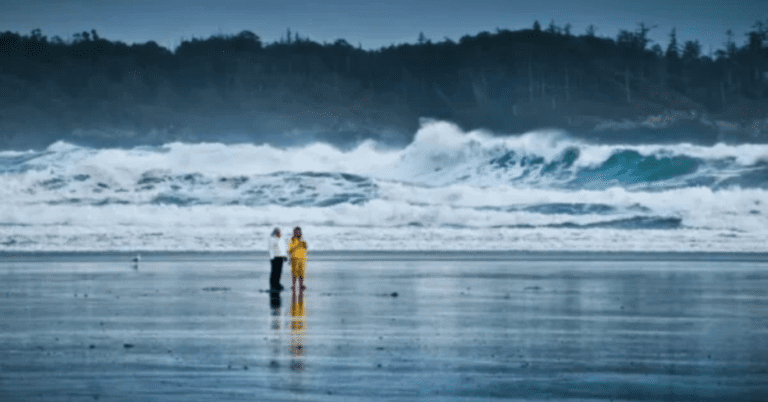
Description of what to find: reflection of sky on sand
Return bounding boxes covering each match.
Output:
[0,255,766,400]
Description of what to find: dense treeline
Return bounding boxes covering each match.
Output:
[0,21,767,149]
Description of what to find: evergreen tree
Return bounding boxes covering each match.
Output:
[665,28,679,60]
[682,40,701,61]
[0,20,766,149]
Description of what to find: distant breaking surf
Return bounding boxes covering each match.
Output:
[1,119,767,252]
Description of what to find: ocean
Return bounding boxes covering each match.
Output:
[1,119,767,252]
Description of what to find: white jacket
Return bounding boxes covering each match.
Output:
[268,235,288,259]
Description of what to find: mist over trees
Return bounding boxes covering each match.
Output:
[1,21,767,149]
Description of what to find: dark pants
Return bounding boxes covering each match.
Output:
[270,257,285,289]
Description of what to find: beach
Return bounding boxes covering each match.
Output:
[1,252,766,401]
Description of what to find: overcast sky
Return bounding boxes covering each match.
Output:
[2,0,765,53]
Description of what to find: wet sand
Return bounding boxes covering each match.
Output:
[1,252,767,401]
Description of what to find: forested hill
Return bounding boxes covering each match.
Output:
[1,21,767,149]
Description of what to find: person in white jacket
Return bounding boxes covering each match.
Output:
[268,228,288,291]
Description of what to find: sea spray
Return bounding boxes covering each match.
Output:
[1,119,767,251]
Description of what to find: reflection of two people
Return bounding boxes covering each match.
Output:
[269,292,281,370]
[291,287,306,371]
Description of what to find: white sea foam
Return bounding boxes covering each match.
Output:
[4,119,768,185]
[2,119,768,252]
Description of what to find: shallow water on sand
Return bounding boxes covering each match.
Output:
[1,253,767,401]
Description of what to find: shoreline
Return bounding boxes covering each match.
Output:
[2,249,768,262]
[2,251,766,400]
[0,251,768,402]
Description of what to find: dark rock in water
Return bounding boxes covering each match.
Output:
[137,173,166,185]
[490,151,516,167]
[151,194,203,206]
[390,292,398,297]
[40,177,66,190]
[546,216,682,230]
[339,173,368,182]
[202,287,230,292]
[524,203,616,215]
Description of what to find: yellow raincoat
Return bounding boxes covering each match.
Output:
[289,237,308,278]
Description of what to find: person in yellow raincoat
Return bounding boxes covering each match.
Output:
[288,226,308,290]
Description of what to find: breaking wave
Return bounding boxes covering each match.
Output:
[1,119,767,251]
